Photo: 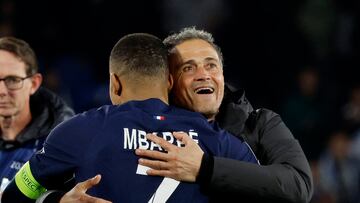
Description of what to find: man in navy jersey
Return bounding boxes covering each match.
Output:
[1,33,258,203]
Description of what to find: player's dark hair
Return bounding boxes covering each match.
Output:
[0,37,38,76]
[110,33,168,81]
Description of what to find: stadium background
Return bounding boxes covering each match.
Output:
[1,0,359,202]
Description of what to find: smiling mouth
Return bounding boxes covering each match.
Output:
[194,87,215,94]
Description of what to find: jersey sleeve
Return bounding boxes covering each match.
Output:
[33,114,99,188]
[1,113,102,202]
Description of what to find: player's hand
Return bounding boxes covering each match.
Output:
[60,175,112,203]
[135,132,204,182]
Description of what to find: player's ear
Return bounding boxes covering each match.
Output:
[109,73,122,104]
[111,73,122,96]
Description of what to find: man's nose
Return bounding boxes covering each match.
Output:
[194,66,211,81]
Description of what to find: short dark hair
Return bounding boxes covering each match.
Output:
[163,27,223,65]
[110,33,168,81]
[0,37,38,76]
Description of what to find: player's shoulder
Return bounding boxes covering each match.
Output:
[79,104,123,121]
[52,105,113,130]
[45,105,114,144]
[78,103,149,125]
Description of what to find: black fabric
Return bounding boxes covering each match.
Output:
[2,179,34,203]
[0,87,75,150]
[2,182,66,203]
[196,153,214,193]
[206,84,314,203]
[36,191,66,203]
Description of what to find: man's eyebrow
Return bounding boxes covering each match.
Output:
[182,57,219,65]
[177,57,220,70]
[204,57,219,62]
[180,59,196,66]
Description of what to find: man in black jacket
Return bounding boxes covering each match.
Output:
[0,37,74,196]
[136,27,313,203]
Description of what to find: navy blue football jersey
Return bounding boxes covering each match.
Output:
[25,99,258,202]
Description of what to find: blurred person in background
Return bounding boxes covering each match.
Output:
[316,130,360,203]
[281,68,328,160]
[0,37,74,195]
[341,85,360,133]
[349,130,360,162]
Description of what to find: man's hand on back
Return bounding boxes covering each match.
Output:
[135,132,204,182]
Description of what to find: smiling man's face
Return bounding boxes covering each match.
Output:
[169,39,224,120]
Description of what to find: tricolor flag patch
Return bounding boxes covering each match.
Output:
[153,116,165,120]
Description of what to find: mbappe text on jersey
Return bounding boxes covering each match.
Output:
[123,128,199,151]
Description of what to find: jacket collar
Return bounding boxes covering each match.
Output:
[216,84,253,135]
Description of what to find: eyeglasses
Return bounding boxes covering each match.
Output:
[0,75,33,90]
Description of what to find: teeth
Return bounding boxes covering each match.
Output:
[195,87,214,94]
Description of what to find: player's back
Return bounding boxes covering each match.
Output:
[77,100,208,202]
[31,99,257,202]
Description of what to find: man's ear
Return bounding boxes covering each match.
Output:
[109,73,123,105]
[30,73,43,95]
[110,73,122,96]
[167,74,173,93]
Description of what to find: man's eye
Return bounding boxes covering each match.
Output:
[5,77,21,84]
[183,66,194,72]
[208,63,218,69]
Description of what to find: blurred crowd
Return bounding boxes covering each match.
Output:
[1,0,359,202]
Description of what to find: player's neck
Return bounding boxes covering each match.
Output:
[121,85,169,105]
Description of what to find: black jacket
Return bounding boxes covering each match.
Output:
[201,86,313,203]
